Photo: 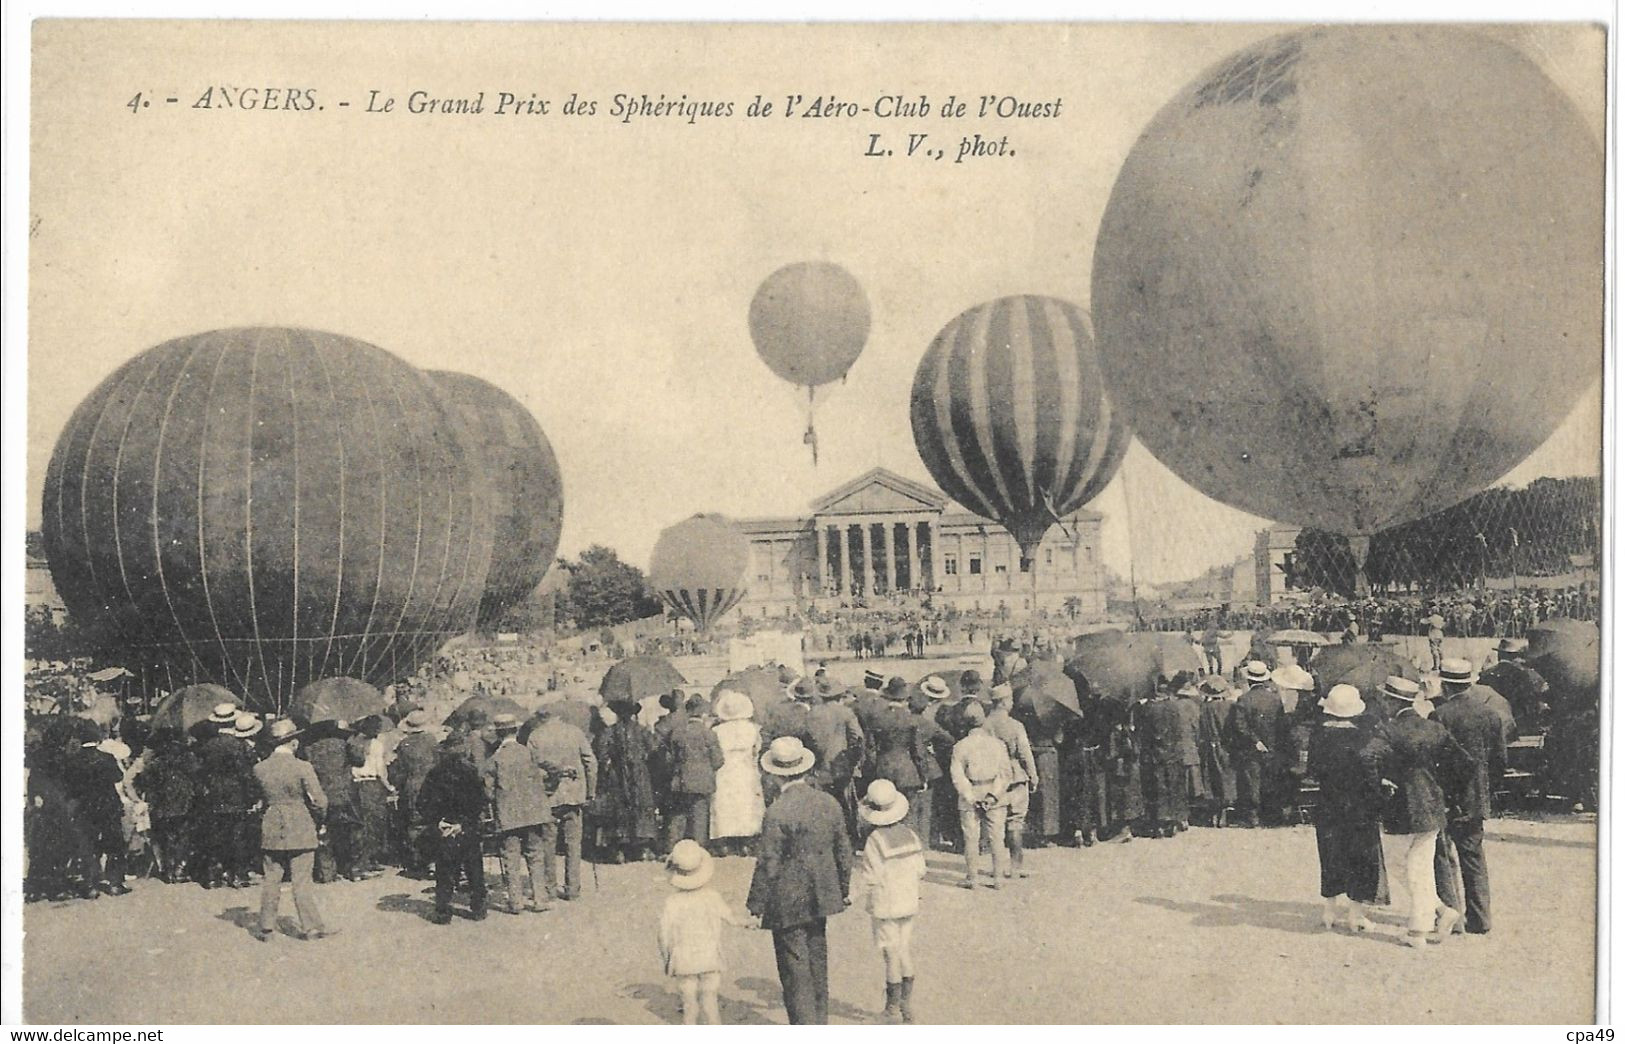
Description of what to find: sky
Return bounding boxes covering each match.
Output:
[27,22,1604,586]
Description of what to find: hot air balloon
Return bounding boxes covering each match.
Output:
[426,371,564,630]
[1091,27,1602,589]
[41,327,496,713]
[748,261,871,464]
[647,514,750,630]
[910,295,1130,572]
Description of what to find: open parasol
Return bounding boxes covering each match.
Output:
[445,692,528,731]
[151,683,242,734]
[290,677,387,727]
[1012,659,1082,731]
[599,655,687,704]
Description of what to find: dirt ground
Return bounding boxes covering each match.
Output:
[23,812,1595,1025]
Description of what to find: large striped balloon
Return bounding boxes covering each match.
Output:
[426,371,564,630]
[41,328,495,712]
[910,296,1129,556]
[648,514,750,630]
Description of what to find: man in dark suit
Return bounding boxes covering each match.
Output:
[663,695,724,850]
[418,733,489,923]
[748,737,852,1025]
[193,706,259,888]
[808,680,865,842]
[1431,659,1508,935]
[389,709,441,876]
[1227,661,1285,827]
[483,714,567,914]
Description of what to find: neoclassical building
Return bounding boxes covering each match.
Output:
[735,468,1107,617]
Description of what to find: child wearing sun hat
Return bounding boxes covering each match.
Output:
[657,838,751,1025]
[857,779,928,1023]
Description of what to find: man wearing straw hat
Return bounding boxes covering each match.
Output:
[1229,661,1285,828]
[747,736,852,1025]
[252,720,333,941]
[1365,677,1471,948]
[1430,658,1507,936]
[193,703,259,889]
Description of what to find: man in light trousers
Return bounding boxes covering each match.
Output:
[950,703,1013,889]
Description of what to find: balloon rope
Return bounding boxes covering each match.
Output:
[1119,463,1143,629]
[804,385,819,466]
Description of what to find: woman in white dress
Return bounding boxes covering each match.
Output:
[708,690,764,855]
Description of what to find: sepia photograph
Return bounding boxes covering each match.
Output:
[8,13,1609,1027]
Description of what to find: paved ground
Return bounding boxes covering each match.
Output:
[23,814,1595,1024]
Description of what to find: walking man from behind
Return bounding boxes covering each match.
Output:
[747,737,851,1025]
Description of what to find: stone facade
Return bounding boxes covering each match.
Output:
[735,468,1107,618]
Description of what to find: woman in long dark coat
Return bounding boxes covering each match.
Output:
[591,701,659,862]
[1305,685,1388,932]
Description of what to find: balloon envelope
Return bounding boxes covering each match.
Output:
[1092,27,1602,535]
[1525,618,1600,699]
[748,262,871,388]
[426,372,564,631]
[911,296,1128,556]
[648,514,750,629]
[41,328,496,712]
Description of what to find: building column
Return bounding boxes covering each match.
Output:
[930,520,944,592]
[838,524,852,597]
[883,521,897,595]
[816,523,829,596]
[982,528,991,592]
[859,519,873,597]
[904,520,918,593]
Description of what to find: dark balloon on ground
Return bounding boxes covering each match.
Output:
[42,327,496,712]
[426,371,564,630]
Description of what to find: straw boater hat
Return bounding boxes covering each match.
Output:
[760,736,817,777]
[1271,665,1314,692]
[1380,676,1422,702]
[859,779,910,827]
[230,713,263,740]
[666,839,714,891]
[713,690,754,723]
[208,702,238,724]
[399,708,430,734]
[1242,661,1272,685]
[1439,658,1475,686]
[491,713,521,733]
[1320,684,1366,719]
[920,676,950,701]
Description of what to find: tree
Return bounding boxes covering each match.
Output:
[557,545,662,632]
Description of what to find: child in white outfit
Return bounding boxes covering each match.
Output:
[658,839,751,1024]
[858,779,928,1023]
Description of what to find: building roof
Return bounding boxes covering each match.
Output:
[809,467,947,514]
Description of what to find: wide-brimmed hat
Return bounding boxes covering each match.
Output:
[989,683,1014,705]
[666,839,714,891]
[1271,665,1314,692]
[399,709,430,734]
[1320,684,1366,719]
[883,678,911,702]
[230,713,263,739]
[788,678,817,702]
[208,702,239,724]
[1242,661,1272,684]
[266,719,302,746]
[1497,638,1528,659]
[1380,676,1422,702]
[760,736,817,776]
[1439,658,1474,685]
[863,670,885,691]
[817,678,843,701]
[713,690,754,722]
[859,779,910,827]
[920,676,950,701]
[491,713,521,733]
[1199,675,1234,697]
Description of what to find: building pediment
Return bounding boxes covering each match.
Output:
[810,467,946,516]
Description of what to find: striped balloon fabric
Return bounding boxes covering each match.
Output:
[427,371,564,630]
[648,514,750,630]
[41,328,496,712]
[910,296,1130,556]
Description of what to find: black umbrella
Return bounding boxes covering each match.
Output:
[290,677,386,726]
[444,692,527,731]
[1013,660,1082,731]
[599,655,686,703]
[151,683,241,734]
